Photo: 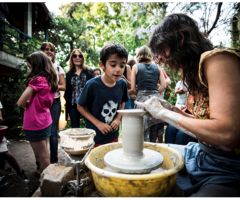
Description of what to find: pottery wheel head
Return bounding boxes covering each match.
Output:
[104,148,164,174]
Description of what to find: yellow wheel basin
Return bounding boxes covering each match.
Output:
[85,142,184,197]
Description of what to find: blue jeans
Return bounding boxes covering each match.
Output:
[166,142,240,197]
[69,107,81,128]
[130,98,135,109]
[49,98,61,163]
[165,125,195,145]
[124,99,132,109]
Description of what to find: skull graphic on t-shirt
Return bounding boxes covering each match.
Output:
[101,100,118,124]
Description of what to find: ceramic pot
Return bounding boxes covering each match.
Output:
[58,128,96,155]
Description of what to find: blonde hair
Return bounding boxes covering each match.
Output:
[136,45,152,63]
[68,49,87,72]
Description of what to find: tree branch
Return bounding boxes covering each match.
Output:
[207,2,222,35]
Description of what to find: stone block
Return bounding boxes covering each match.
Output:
[40,164,74,197]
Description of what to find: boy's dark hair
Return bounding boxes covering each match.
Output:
[25,51,58,93]
[100,43,128,66]
[148,13,213,94]
[93,68,101,74]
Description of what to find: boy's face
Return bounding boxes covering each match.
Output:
[99,54,126,82]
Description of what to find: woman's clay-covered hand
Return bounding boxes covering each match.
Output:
[136,96,197,139]
[158,98,178,112]
[135,96,167,119]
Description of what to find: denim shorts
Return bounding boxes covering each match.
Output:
[25,124,52,141]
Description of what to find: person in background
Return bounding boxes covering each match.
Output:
[165,104,197,145]
[127,59,137,109]
[93,67,101,77]
[64,49,93,128]
[88,67,94,77]
[154,56,171,99]
[154,57,172,143]
[137,13,240,197]
[17,52,57,175]
[77,43,129,147]
[0,101,29,183]
[0,3,9,49]
[175,80,188,109]
[131,45,166,143]
[165,124,197,145]
[159,67,171,99]
[121,64,132,109]
[40,42,66,164]
[127,59,136,70]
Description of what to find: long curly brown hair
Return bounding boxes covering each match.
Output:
[149,13,213,94]
[25,51,58,93]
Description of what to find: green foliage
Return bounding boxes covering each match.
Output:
[3,22,41,58]
[58,2,167,58]
[162,64,181,106]
[0,61,28,138]
[119,121,122,138]
[32,11,99,69]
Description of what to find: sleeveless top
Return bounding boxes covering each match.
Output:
[136,63,159,90]
[186,48,240,154]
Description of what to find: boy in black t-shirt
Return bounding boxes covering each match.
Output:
[77,43,129,146]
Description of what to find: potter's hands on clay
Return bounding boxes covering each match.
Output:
[96,121,112,135]
[110,118,119,132]
[135,96,166,120]
[136,97,198,140]
[158,99,178,112]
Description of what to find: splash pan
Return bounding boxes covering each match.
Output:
[85,142,185,197]
[104,148,163,174]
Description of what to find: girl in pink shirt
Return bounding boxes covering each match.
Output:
[17,51,58,175]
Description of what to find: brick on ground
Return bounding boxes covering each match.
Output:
[39,163,74,197]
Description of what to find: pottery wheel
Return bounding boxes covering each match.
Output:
[104,148,164,174]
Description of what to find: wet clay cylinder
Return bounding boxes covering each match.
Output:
[121,110,144,157]
[104,109,164,174]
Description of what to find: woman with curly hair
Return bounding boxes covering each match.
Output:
[136,13,240,197]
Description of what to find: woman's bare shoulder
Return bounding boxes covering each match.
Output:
[204,51,240,67]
